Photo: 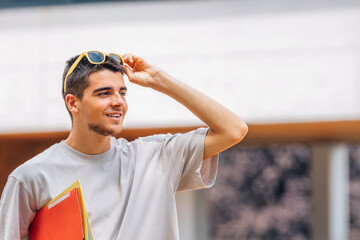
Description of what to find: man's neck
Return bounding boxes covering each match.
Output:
[65,128,112,155]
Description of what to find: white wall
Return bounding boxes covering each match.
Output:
[0,0,360,133]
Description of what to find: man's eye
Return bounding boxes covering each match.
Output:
[120,92,127,96]
[99,92,110,96]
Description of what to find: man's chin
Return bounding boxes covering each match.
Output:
[88,124,122,137]
[112,129,123,137]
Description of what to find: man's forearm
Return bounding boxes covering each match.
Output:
[152,70,248,158]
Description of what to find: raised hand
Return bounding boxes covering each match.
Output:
[123,54,162,89]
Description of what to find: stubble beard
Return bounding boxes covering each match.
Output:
[88,123,122,136]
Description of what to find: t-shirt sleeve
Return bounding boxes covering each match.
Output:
[0,176,36,240]
[157,127,219,192]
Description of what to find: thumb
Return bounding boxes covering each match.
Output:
[124,65,134,81]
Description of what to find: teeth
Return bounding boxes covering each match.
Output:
[107,114,120,117]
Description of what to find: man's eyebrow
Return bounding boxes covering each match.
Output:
[93,86,127,94]
[93,87,113,93]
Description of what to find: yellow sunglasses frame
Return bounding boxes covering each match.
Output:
[63,51,124,93]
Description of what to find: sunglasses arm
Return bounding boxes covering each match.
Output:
[63,53,86,93]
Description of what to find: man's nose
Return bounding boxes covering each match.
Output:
[111,92,125,106]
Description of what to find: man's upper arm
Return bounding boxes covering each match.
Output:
[0,176,36,240]
[203,129,228,160]
[203,125,247,160]
[171,128,218,191]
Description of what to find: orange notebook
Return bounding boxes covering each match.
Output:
[29,180,93,240]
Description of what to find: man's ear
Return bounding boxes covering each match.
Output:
[65,94,80,114]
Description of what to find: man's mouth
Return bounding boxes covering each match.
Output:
[105,113,122,118]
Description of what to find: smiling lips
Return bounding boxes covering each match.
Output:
[105,112,122,119]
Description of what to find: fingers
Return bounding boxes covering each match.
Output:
[122,53,152,70]
[123,53,134,65]
[123,53,140,69]
[124,65,133,80]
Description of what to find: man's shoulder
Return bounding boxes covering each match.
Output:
[10,143,61,182]
[115,128,208,154]
[113,134,167,147]
[134,128,208,143]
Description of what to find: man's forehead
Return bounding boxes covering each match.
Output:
[88,70,126,88]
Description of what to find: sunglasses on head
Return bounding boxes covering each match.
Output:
[63,51,124,93]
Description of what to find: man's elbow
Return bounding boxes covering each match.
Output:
[230,121,248,144]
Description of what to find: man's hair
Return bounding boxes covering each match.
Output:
[62,54,126,121]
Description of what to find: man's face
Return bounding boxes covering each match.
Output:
[77,69,128,136]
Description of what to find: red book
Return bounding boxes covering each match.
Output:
[29,188,84,240]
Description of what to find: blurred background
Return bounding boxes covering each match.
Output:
[1,0,360,239]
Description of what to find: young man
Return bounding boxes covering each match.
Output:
[0,51,248,239]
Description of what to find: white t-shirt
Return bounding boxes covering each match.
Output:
[0,128,218,240]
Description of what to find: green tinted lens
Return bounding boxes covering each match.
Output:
[109,54,123,65]
[87,51,104,63]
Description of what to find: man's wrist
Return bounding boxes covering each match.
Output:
[150,69,176,93]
